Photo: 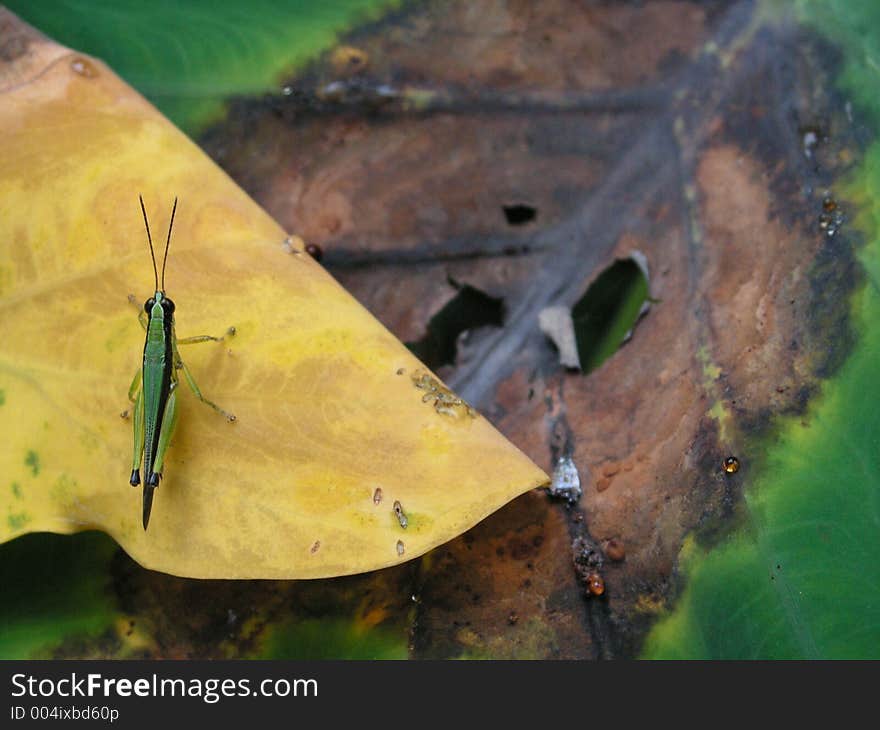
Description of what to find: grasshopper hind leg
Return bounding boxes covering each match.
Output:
[129,374,144,487]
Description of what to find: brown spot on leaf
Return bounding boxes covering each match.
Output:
[605,539,626,562]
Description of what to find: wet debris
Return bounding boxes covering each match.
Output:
[310,540,321,554]
[586,572,605,596]
[316,78,399,110]
[393,500,408,529]
[411,370,476,417]
[572,536,605,599]
[396,540,405,556]
[818,195,844,238]
[799,123,827,159]
[547,455,582,503]
[372,487,383,505]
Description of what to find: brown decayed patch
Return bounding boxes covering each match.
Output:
[203,0,716,257]
[697,145,814,414]
[412,492,594,659]
[353,0,711,92]
[210,111,611,254]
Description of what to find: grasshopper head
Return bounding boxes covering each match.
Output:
[144,292,175,316]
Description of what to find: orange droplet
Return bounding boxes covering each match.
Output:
[587,572,605,596]
[723,456,740,474]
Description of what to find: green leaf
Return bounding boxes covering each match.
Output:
[0,532,119,659]
[3,0,400,134]
[571,257,649,374]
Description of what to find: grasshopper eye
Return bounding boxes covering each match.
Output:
[163,297,175,315]
[143,298,155,312]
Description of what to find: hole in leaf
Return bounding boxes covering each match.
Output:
[406,278,504,370]
[502,204,537,226]
[571,258,649,374]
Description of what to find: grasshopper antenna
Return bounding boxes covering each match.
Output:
[139,194,160,293]
[160,197,178,293]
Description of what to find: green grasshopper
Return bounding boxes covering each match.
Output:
[128,196,235,530]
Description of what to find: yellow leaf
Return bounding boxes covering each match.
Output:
[0,11,548,579]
